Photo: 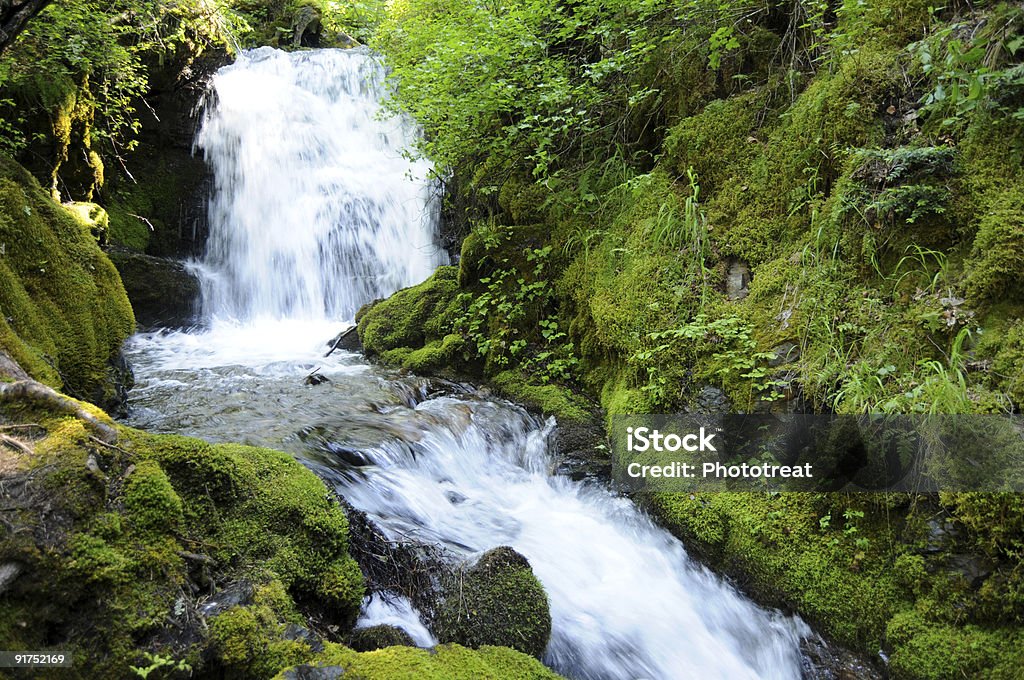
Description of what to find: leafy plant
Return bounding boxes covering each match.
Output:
[457,242,579,383]
[912,9,1024,129]
[130,651,191,679]
[632,313,784,408]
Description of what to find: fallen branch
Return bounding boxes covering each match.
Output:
[0,380,118,444]
[324,326,357,358]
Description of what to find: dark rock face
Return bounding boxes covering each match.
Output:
[279,666,346,680]
[104,51,229,258]
[553,419,610,482]
[800,633,884,680]
[326,326,363,354]
[725,258,751,300]
[101,350,135,418]
[106,247,199,329]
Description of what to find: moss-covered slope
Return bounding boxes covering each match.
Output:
[360,2,1024,677]
[0,154,134,406]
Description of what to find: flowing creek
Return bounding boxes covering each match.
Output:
[123,47,812,679]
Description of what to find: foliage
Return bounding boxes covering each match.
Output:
[912,6,1024,131]
[457,242,579,383]
[375,0,807,182]
[631,313,783,408]
[130,652,191,678]
[0,0,245,160]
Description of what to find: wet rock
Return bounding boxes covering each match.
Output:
[725,259,751,300]
[923,517,962,554]
[433,546,552,658]
[553,419,610,481]
[102,350,135,418]
[769,341,800,367]
[200,580,255,618]
[326,327,362,354]
[283,623,324,653]
[278,666,346,680]
[348,624,415,651]
[305,371,330,386]
[322,442,375,468]
[946,554,992,588]
[800,633,883,680]
[554,456,612,483]
[688,385,730,414]
[106,247,199,329]
[0,562,23,595]
[292,6,322,47]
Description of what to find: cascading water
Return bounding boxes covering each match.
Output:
[124,46,813,679]
[195,47,445,323]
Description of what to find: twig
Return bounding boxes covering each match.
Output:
[325,326,357,357]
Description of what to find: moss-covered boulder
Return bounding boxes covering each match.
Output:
[275,643,563,680]
[357,265,468,374]
[434,547,552,659]
[0,154,134,408]
[0,394,364,678]
[348,624,415,651]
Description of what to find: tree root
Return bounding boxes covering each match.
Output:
[0,380,118,444]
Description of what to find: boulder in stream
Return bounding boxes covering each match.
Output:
[433,546,552,659]
[348,624,415,651]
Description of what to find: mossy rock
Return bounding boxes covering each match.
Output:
[0,406,365,678]
[357,266,468,374]
[434,547,551,659]
[274,643,564,680]
[105,247,200,328]
[348,624,415,652]
[0,154,135,408]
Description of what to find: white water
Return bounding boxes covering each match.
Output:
[195,47,445,322]
[124,47,811,679]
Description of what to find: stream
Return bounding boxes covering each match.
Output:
[123,47,812,680]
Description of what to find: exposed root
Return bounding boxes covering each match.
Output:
[0,380,117,444]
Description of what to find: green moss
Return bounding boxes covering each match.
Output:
[490,370,591,423]
[989,320,1024,407]
[318,556,365,616]
[965,187,1024,302]
[435,546,551,659]
[209,604,312,678]
[663,91,769,195]
[349,625,415,652]
[886,610,1024,680]
[275,643,564,679]
[0,412,366,678]
[381,333,466,374]
[123,459,184,537]
[358,266,462,355]
[651,492,904,650]
[0,154,135,405]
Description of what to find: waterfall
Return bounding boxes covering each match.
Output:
[194,47,446,323]
[125,46,811,680]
